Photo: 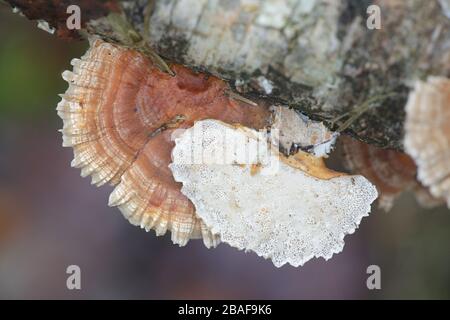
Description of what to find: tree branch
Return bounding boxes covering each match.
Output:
[6,0,450,149]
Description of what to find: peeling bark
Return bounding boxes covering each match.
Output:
[6,0,450,149]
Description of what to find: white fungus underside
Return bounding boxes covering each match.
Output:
[170,120,378,267]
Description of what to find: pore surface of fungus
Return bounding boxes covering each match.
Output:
[170,120,378,267]
[404,76,450,207]
[57,38,270,247]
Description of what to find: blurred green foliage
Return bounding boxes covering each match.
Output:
[0,4,86,120]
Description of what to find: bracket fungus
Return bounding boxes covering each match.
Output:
[57,38,269,247]
[342,135,445,210]
[404,76,450,207]
[170,120,378,267]
[57,38,378,266]
[342,136,418,211]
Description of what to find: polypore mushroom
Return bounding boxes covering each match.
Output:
[341,136,418,210]
[404,76,450,207]
[170,120,378,267]
[57,38,269,247]
[57,38,379,263]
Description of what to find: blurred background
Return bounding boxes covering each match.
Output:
[0,3,449,299]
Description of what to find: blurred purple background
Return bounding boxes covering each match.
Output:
[0,4,449,299]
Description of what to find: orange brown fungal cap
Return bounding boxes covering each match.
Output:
[57,38,269,247]
[341,136,418,211]
[404,76,450,208]
[57,38,377,257]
